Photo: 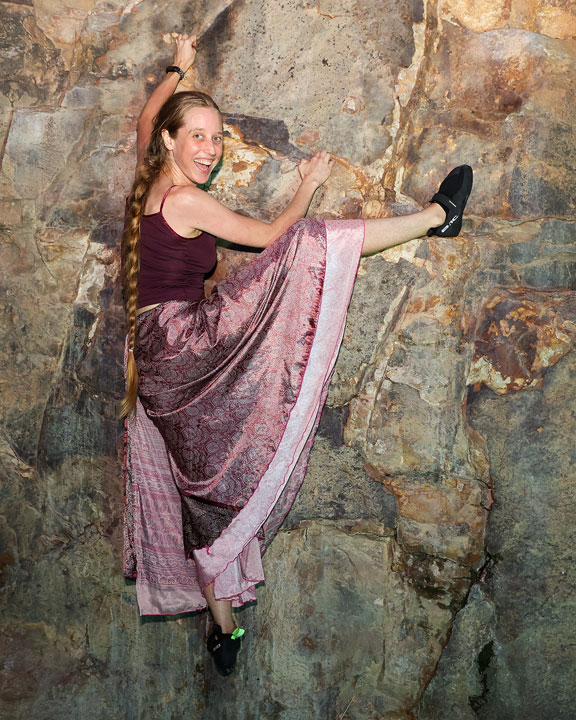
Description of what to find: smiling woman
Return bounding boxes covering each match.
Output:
[162,106,223,184]
[120,33,472,678]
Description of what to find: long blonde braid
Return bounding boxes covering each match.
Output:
[120,91,221,418]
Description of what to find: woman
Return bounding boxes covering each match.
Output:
[122,34,473,676]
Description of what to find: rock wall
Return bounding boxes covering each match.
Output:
[1,1,575,719]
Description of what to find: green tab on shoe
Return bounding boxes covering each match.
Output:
[231,628,245,640]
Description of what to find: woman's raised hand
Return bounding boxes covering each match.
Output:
[171,32,198,74]
[298,150,335,188]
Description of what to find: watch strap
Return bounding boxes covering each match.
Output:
[166,65,185,81]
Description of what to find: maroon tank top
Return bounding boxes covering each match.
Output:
[138,186,217,307]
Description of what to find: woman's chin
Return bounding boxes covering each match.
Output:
[190,170,212,185]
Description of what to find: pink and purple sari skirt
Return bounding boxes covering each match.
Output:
[123,218,365,615]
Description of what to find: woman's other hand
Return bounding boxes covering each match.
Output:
[298,150,334,188]
[171,32,198,74]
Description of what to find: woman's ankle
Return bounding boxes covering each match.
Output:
[425,202,446,227]
[219,618,236,634]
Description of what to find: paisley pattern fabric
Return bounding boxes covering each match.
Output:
[123,219,365,615]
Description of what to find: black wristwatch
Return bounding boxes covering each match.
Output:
[166,65,185,81]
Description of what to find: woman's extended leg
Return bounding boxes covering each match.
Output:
[362,203,445,256]
[362,164,474,254]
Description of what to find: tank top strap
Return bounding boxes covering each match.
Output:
[159,185,177,212]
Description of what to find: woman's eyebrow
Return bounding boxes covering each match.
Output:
[187,127,223,134]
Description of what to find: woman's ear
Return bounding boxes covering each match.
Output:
[162,128,174,151]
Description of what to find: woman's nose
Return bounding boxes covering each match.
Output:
[203,139,217,156]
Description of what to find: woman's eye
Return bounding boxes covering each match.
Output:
[193,133,203,139]
[214,136,223,143]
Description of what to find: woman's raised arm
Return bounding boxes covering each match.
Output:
[136,33,198,165]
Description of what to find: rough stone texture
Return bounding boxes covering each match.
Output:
[1,0,575,719]
[420,350,576,720]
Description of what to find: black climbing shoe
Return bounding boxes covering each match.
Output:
[207,625,244,676]
[427,165,473,238]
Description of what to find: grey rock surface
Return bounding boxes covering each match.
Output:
[1,0,575,718]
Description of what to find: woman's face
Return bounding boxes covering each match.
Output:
[163,106,223,185]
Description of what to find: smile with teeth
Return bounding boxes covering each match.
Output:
[194,159,213,173]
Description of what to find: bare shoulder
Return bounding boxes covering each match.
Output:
[167,184,230,216]
[168,183,210,207]
[168,184,201,199]
[161,182,268,245]
[161,184,223,236]
[165,184,226,218]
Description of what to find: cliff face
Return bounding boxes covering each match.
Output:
[1,1,575,719]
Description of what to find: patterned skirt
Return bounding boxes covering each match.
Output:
[123,219,365,615]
